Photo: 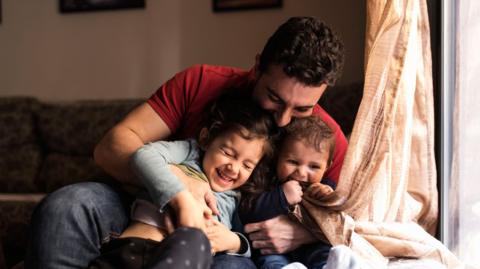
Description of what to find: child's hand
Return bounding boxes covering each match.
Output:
[282,180,303,205]
[306,182,334,199]
[170,165,220,216]
[206,219,241,254]
[170,190,212,232]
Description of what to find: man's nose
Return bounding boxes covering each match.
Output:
[275,109,292,127]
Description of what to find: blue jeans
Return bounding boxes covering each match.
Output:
[256,242,331,269]
[24,181,253,269]
[211,254,256,269]
[257,254,290,269]
[25,182,132,269]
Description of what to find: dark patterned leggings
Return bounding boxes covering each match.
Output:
[88,227,212,269]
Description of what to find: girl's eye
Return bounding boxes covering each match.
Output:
[243,164,254,171]
[310,165,321,170]
[222,149,234,157]
[287,159,298,165]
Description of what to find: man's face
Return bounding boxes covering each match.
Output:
[252,64,327,127]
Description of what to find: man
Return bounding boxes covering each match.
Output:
[26,16,346,268]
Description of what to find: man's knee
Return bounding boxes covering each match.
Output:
[32,182,129,228]
[35,183,105,215]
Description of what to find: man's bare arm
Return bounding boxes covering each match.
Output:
[94,102,172,186]
[93,102,220,214]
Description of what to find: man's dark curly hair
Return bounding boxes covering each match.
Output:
[258,16,344,86]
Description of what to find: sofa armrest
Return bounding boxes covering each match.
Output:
[0,194,46,203]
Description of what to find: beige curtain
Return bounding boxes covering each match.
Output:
[297,0,464,268]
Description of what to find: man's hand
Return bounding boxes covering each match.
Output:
[306,182,334,199]
[244,215,316,254]
[282,180,303,205]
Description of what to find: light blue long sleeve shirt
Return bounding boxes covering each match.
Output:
[130,139,249,256]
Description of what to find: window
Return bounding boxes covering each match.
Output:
[441,0,480,266]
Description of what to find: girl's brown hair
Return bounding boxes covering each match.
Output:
[199,89,278,212]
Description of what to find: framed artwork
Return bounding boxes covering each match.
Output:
[60,0,145,13]
[213,0,282,12]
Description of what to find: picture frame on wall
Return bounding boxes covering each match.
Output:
[213,0,282,12]
[60,0,145,14]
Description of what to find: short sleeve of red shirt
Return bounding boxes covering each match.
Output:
[147,64,251,139]
[312,105,348,184]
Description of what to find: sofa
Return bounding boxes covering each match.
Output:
[0,97,143,268]
[0,83,363,268]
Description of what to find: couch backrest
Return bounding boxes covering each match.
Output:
[0,97,41,193]
[0,97,144,193]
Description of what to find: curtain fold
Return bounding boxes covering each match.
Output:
[296,0,464,268]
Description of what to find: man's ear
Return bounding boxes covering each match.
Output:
[327,160,333,170]
[254,54,261,80]
[198,127,209,150]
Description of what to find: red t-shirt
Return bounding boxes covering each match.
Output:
[148,64,348,183]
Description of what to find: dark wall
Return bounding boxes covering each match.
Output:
[426,0,441,239]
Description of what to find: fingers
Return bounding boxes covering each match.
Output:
[282,180,304,205]
[205,217,214,228]
[205,192,220,216]
[244,215,286,234]
[250,239,284,254]
[244,219,267,233]
[251,239,273,249]
[163,214,176,234]
[323,187,334,196]
[307,186,321,198]
[202,204,213,220]
[287,180,302,192]
[250,239,279,255]
[248,230,268,241]
[307,184,333,198]
[206,218,220,229]
[245,219,272,241]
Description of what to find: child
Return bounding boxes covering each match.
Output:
[88,90,276,269]
[240,116,336,269]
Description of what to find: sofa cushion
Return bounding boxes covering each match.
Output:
[0,97,39,148]
[0,144,42,193]
[0,97,42,193]
[36,99,144,156]
[37,153,104,192]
